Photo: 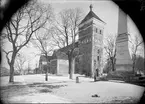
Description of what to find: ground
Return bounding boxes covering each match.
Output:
[0,74,144,103]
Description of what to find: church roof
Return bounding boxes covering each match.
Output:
[39,55,53,62]
[50,42,79,60]
[39,42,79,62]
[57,42,78,53]
[79,5,105,25]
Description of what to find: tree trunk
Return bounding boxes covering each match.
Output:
[68,58,75,79]
[114,58,116,71]
[70,58,75,79]
[111,58,114,71]
[45,65,48,81]
[45,69,48,81]
[9,63,15,83]
[45,61,50,81]
[68,58,72,79]
[132,54,136,74]
[132,61,135,74]
[9,53,17,83]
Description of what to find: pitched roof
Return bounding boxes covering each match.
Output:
[39,55,53,62]
[39,42,79,61]
[79,10,105,25]
[57,42,79,53]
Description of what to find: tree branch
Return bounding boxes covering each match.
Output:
[2,49,13,64]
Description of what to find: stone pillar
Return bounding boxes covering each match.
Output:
[115,8,133,72]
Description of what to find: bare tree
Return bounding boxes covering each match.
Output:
[104,35,117,72]
[129,34,143,73]
[1,0,53,82]
[51,8,83,79]
[31,29,54,81]
[15,53,26,75]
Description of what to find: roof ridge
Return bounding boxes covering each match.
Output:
[79,10,105,25]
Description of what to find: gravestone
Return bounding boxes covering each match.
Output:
[115,8,133,72]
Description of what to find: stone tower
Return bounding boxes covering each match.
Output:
[115,8,133,72]
[78,5,105,77]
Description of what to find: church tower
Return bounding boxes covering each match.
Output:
[78,5,105,77]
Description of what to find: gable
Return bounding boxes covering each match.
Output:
[79,11,105,25]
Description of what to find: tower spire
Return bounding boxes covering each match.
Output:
[90,4,93,11]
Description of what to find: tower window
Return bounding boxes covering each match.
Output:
[78,40,81,44]
[97,56,99,61]
[94,60,96,68]
[98,49,100,54]
[96,28,98,33]
[87,39,89,43]
[100,30,102,34]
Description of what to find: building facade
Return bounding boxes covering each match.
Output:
[39,5,105,77]
[76,4,105,77]
[39,43,78,75]
[50,50,69,76]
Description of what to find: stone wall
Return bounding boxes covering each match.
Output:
[50,59,57,74]
[91,23,104,77]
[57,59,69,75]
[50,59,69,75]
[115,33,133,71]
[78,21,93,76]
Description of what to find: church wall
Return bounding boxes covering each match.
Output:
[79,26,92,39]
[91,21,104,77]
[78,21,93,76]
[78,19,105,77]
[57,59,69,75]
[50,59,57,74]
[79,21,93,31]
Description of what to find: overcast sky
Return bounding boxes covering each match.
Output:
[2,0,143,69]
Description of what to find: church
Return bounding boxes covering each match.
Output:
[39,5,105,77]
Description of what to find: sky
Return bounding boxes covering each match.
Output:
[1,0,144,70]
